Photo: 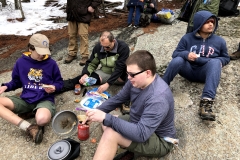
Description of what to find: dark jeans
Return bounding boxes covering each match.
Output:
[163,57,222,99]
[127,6,141,26]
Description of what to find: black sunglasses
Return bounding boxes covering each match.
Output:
[102,45,111,49]
[126,70,146,78]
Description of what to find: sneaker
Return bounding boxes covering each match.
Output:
[64,55,77,64]
[127,24,132,27]
[133,25,139,29]
[18,111,35,120]
[198,99,216,121]
[26,124,43,144]
[113,151,134,160]
[79,57,88,66]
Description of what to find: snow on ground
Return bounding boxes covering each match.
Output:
[0,0,124,36]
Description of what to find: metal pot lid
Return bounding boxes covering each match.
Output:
[48,140,71,160]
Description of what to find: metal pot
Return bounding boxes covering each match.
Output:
[51,110,78,137]
[47,139,71,160]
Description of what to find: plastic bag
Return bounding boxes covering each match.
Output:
[79,88,111,110]
[155,8,175,24]
[83,77,97,86]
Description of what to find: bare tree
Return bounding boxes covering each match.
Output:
[0,0,7,7]
[18,0,25,19]
[123,0,129,11]
[14,0,19,9]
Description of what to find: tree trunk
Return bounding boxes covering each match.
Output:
[0,0,7,7]
[14,0,19,9]
[123,0,128,11]
[19,0,25,19]
[102,0,106,17]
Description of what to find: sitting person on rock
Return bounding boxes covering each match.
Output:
[61,31,130,93]
[83,50,177,159]
[138,0,157,27]
[0,34,63,144]
[163,10,230,121]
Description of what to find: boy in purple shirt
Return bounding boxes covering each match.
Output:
[0,34,63,144]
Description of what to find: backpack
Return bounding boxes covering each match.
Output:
[177,0,198,23]
[218,0,240,16]
[139,14,151,27]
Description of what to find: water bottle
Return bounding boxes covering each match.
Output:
[83,77,97,86]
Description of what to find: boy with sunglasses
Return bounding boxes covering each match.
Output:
[163,10,230,121]
[83,50,177,159]
[0,34,63,144]
[61,31,129,93]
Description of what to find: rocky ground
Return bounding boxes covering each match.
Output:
[0,1,240,160]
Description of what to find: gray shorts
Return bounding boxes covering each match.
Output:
[7,95,56,117]
[118,114,173,157]
[95,70,124,85]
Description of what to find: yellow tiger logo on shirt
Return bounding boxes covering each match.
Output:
[28,68,43,82]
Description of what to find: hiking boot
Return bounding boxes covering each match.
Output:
[79,57,88,66]
[121,101,131,115]
[229,42,240,60]
[198,99,216,121]
[64,55,77,64]
[26,124,43,144]
[18,111,35,120]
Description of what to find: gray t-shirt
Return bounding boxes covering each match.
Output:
[97,74,176,142]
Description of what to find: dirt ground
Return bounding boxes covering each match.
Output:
[0,0,183,61]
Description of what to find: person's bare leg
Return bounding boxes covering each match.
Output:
[93,127,132,160]
[35,108,52,126]
[0,97,22,125]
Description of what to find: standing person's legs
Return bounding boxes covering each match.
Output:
[127,6,135,25]
[134,6,141,26]
[65,21,78,63]
[78,22,90,66]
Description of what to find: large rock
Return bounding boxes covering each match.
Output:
[0,14,240,159]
